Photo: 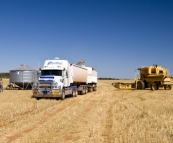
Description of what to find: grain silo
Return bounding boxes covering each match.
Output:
[10,64,37,89]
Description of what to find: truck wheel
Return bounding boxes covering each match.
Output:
[137,80,145,89]
[61,90,65,100]
[36,97,40,100]
[75,90,78,97]
[164,85,172,90]
[71,91,75,97]
[93,86,97,91]
[151,83,159,90]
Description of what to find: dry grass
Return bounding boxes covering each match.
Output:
[0,79,173,143]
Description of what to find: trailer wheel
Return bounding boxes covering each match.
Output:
[85,88,88,93]
[151,83,159,90]
[137,80,145,89]
[164,85,172,90]
[61,90,65,100]
[89,87,93,92]
[81,89,85,95]
[93,86,97,91]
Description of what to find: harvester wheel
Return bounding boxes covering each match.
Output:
[137,80,145,89]
[164,85,172,90]
[168,85,172,90]
[151,83,159,90]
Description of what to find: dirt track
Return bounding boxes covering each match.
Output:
[0,79,173,143]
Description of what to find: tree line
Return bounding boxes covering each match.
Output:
[98,78,121,80]
[0,73,9,78]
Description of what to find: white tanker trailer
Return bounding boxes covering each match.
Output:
[32,58,97,100]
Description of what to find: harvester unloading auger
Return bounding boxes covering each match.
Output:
[112,65,173,90]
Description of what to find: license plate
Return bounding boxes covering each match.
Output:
[53,91,60,95]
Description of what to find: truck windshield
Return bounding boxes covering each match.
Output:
[41,70,62,76]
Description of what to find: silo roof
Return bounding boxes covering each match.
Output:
[10,64,36,71]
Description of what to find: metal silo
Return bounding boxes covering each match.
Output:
[10,64,37,89]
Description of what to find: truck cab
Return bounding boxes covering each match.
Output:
[32,58,75,100]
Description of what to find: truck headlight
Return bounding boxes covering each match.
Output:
[52,83,60,89]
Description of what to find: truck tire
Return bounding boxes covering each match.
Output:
[61,90,65,100]
[151,83,159,90]
[75,90,78,97]
[137,80,145,89]
[71,91,75,97]
[36,97,40,100]
[88,87,93,92]
[164,85,172,90]
[93,86,97,91]
[81,89,85,95]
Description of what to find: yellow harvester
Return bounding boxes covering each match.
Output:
[112,65,172,90]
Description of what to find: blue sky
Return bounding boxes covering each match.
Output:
[0,0,173,78]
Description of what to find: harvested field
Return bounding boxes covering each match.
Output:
[0,79,173,143]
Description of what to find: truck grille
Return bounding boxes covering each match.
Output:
[38,81,52,92]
